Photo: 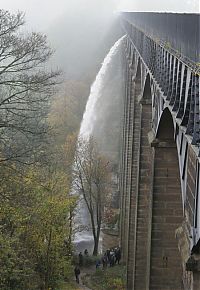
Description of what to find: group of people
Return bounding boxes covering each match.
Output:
[97,246,121,269]
[74,246,121,283]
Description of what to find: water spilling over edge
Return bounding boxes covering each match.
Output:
[73,35,125,254]
[79,35,126,139]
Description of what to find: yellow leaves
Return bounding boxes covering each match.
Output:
[62,132,78,168]
[48,79,88,147]
[0,159,74,250]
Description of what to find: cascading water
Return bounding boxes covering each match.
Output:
[73,36,125,254]
[79,36,125,138]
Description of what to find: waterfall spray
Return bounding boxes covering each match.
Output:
[74,35,125,253]
[79,35,125,139]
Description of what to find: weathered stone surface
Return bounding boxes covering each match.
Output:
[119,15,200,290]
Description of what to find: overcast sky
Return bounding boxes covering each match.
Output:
[1,0,198,78]
[0,0,199,31]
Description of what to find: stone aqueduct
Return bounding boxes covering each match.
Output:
[119,13,200,290]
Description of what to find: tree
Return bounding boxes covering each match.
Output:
[0,10,60,164]
[49,80,89,146]
[73,137,111,255]
[0,9,80,289]
[24,166,75,290]
[0,162,76,290]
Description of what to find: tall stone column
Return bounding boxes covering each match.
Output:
[149,141,183,290]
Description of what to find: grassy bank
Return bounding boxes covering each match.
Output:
[82,264,126,290]
[56,280,80,290]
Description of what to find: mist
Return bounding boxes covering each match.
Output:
[1,0,199,29]
[0,0,199,278]
[47,1,122,79]
[116,0,199,12]
[1,0,198,78]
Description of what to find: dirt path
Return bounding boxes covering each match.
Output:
[77,282,91,290]
[77,266,95,290]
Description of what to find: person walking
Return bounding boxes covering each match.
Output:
[79,252,83,266]
[115,247,121,264]
[109,248,115,267]
[84,248,89,256]
[106,249,111,262]
[95,259,101,269]
[102,253,108,269]
[74,266,81,284]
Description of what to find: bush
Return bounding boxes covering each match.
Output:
[72,253,101,267]
[108,277,125,290]
[82,264,126,290]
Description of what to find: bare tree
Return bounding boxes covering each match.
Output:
[0,10,60,164]
[73,137,111,255]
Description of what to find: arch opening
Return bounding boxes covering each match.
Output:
[142,73,151,101]
[156,108,174,140]
[150,108,184,290]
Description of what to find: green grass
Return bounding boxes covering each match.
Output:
[73,253,102,267]
[56,280,80,290]
[82,264,126,290]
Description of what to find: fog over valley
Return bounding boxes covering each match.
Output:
[1,0,198,78]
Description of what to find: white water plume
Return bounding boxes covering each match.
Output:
[73,36,125,254]
[79,35,125,139]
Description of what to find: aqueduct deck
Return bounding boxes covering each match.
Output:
[119,12,200,290]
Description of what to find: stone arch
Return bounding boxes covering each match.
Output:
[156,107,174,141]
[150,108,184,290]
[142,73,151,101]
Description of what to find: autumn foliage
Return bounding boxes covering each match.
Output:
[0,9,80,290]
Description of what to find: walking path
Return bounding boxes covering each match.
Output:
[76,266,94,290]
[77,282,91,290]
